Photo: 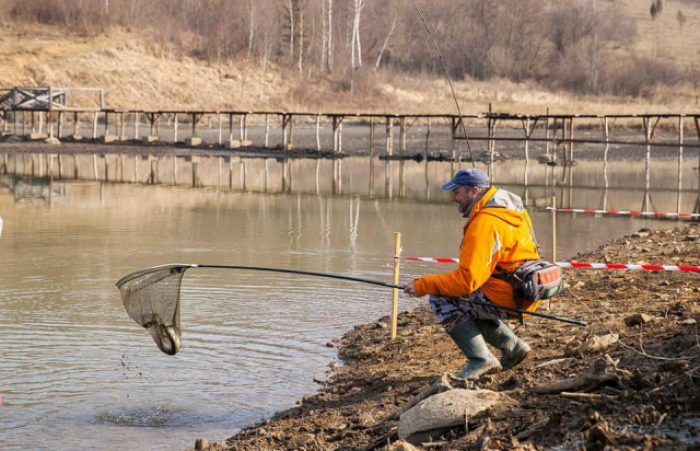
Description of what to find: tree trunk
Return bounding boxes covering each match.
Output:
[247,0,256,58]
[351,0,364,70]
[375,18,396,71]
[327,0,333,72]
[286,0,295,61]
[297,0,304,75]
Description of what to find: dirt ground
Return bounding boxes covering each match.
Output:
[184,224,700,451]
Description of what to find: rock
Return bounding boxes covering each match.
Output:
[538,154,557,165]
[679,318,697,325]
[566,334,619,356]
[387,440,421,451]
[313,371,329,383]
[624,313,653,327]
[357,412,375,427]
[44,137,60,145]
[659,360,689,373]
[683,235,699,242]
[397,389,512,439]
[194,438,210,451]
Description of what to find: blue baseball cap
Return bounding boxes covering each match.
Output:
[440,168,490,190]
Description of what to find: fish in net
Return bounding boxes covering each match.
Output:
[117,264,193,356]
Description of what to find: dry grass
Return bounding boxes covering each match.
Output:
[1,2,699,118]
[619,0,700,64]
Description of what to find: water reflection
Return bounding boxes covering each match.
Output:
[3,152,700,210]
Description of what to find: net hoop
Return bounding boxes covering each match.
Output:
[116,263,195,290]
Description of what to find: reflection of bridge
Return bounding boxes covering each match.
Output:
[4,175,70,206]
[2,151,700,216]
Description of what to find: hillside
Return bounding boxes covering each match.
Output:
[0,0,699,116]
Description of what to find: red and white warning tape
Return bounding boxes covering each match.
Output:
[399,256,700,272]
[546,207,700,219]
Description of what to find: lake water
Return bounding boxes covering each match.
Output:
[0,156,697,450]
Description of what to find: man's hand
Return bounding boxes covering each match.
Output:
[404,281,418,297]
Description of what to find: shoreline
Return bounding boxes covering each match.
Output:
[185,224,700,451]
[1,135,698,162]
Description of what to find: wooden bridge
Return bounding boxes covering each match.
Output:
[2,88,700,211]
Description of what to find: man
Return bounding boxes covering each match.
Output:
[404,168,540,380]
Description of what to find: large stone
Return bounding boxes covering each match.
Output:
[225,139,241,149]
[185,137,202,146]
[397,389,512,439]
[28,132,49,140]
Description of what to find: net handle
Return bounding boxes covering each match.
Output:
[116,263,586,326]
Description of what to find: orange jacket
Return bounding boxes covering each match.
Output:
[413,186,541,314]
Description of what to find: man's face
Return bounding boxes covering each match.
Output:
[451,185,479,214]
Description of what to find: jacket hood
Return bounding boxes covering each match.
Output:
[465,187,527,228]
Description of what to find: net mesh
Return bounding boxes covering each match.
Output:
[117,264,190,355]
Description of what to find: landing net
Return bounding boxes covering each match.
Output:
[116,264,192,355]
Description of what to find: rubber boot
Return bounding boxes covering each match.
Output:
[477,320,531,370]
[447,320,502,380]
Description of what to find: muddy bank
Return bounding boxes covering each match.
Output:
[187,224,700,451]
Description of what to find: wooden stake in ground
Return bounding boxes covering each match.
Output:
[391,232,402,340]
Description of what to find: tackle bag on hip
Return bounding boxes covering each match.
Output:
[511,260,563,302]
[493,260,564,324]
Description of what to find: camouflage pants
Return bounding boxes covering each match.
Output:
[429,290,511,333]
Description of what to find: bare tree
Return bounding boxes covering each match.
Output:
[350,0,364,70]
[286,0,295,61]
[327,0,334,72]
[246,0,256,58]
[297,0,305,75]
[375,17,397,71]
[320,0,335,72]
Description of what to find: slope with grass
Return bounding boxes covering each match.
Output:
[1,0,700,118]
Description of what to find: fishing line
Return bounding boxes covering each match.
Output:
[408,0,475,166]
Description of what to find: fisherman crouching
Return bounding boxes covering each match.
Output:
[404,168,562,380]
